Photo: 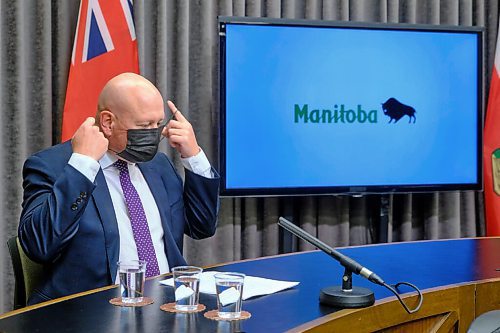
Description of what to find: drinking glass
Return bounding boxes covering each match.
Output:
[214,272,245,319]
[172,266,203,311]
[118,260,146,303]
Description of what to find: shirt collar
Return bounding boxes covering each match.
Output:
[99,151,136,169]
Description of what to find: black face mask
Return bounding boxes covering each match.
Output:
[113,124,165,163]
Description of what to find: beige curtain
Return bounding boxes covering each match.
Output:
[0,0,496,313]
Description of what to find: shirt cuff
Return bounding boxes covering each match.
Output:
[181,148,213,178]
[68,153,101,182]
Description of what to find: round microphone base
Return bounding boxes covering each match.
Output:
[319,286,375,308]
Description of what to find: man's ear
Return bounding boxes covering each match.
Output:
[99,110,114,137]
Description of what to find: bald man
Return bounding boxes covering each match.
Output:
[19,73,219,305]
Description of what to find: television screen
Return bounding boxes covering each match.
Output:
[219,17,483,196]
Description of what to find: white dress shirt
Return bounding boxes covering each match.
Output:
[68,149,212,283]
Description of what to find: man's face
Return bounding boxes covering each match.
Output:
[107,92,165,154]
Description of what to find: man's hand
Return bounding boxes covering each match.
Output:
[71,117,109,161]
[164,100,200,158]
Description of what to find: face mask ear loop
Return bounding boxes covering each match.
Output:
[157,108,177,143]
[106,114,126,154]
[159,123,167,142]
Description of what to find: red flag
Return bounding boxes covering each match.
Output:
[484,22,500,236]
[61,0,139,141]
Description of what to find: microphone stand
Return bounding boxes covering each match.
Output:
[320,267,376,308]
[278,217,423,312]
[278,217,376,307]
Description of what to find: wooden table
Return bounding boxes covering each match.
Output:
[1,237,499,332]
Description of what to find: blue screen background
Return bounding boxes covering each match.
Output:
[224,24,479,189]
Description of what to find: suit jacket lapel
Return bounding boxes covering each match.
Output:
[92,169,120,282]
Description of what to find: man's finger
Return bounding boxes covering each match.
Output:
[166,128,186,137]
[167,100,187,122]
[166,100,179,118]
[166,119,188,131]
[84,117,96,126]
[161,126,168,137]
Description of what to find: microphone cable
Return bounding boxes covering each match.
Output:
[381,281,423,314]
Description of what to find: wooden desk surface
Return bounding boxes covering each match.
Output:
[0,238,499,332]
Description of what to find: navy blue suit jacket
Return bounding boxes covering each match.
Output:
[19,141,219,304]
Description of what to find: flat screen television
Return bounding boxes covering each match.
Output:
[219,17,483,196]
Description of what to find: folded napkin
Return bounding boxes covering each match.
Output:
[160,271,299,300]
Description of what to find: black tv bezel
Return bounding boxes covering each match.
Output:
[218,16,484,197]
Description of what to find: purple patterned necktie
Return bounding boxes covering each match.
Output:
[114,159,160,277]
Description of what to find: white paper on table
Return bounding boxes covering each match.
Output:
[160,271,299,300]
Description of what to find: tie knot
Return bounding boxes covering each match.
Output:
[114,159,129,173]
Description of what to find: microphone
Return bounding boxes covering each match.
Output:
[278,217,382,308]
